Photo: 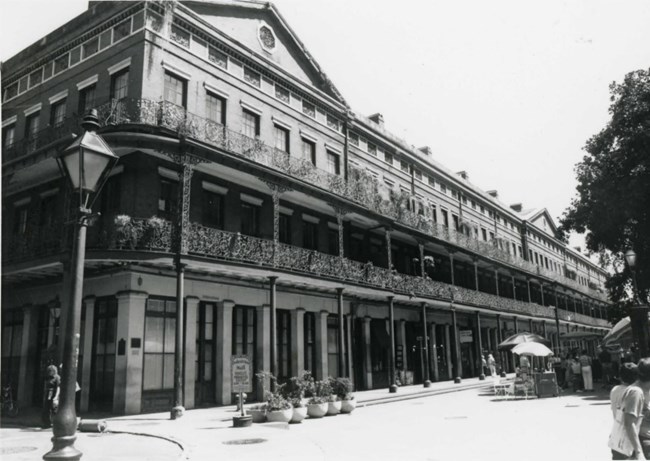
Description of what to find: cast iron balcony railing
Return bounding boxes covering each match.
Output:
[3,97,607,301]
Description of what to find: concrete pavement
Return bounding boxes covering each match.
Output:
[1,375,609,460]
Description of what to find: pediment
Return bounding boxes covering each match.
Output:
[528,209,558,238]
[181,1,346,103]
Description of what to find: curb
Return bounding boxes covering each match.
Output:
[107,429,188,461]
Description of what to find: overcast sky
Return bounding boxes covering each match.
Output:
[2,0,650,243]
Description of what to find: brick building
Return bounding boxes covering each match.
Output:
[1,0,610,414]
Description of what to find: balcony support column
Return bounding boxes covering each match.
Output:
[511,276,516,300]
[388,296,397,393]
[473,258,479,291]
[362,316,373,389]
[496,314,506,375]
[494,269,500,297]
[444,324,453,380]
[337,288,345,377]
[429,322,439,382]
[419,243,426,278]
[336,208,347,258]
[449,252,455,286]
[526,278,532,303]
[529,318,534,334]
[476,312,485,380]
[266,182,291,266]
[386,229,393,285]
[421,302,431,387]
[269,276,278,388]
[512,316,518,370]
[541,283,546,306]
[451,306,462,383]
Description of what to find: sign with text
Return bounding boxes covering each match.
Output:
[459,330,473,343]
[231,355,252,393]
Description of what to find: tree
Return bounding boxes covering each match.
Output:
[560,68,650,323]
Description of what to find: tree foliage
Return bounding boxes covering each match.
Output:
[560,68,650,321]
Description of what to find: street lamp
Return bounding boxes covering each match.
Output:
[44,110,118,461]
[625,248,649,359]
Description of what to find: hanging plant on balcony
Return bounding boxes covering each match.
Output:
[113,215,138,250]
[143,216,168,250]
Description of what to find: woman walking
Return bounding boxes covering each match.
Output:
[580,350,594,392]
[41,365,60,429]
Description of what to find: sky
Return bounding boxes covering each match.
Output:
[2,0,650,249]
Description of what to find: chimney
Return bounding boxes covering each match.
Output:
[368,113,384,127]
[418,146,432,156]
[456,171,469,180]
[510,203,523,212]
[487,190,498,199]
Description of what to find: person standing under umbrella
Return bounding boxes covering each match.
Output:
[580,349,594,392]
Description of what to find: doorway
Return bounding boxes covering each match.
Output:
[89,297,117,412]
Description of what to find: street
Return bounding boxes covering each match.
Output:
[0,383,612,461]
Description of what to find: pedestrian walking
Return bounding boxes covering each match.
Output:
[580,349,594,392]
[481,354,488,376]
[570,355,583,392]
[608,359,650,460]
[41,364,60,429]
[601,347,614,388]
[487,354,497,378]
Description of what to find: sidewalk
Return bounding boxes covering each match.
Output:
[0,375,506,460]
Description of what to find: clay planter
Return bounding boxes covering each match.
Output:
[290,406,308,424]
[307,402,328,418]
[327,400,342,416]
[247,408,266,423]
[340,398,356,414]
[266,408,293,423]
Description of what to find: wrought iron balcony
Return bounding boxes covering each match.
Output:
[4,97,608,301]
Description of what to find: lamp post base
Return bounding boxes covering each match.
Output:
[500,371,507,378]
[479,374,486,381]
[233,415,253,428]
[454,377,462,384]
[389,384,398,393]
[423,380,431,388]
[170,406,185,420]
[43,435,81,461]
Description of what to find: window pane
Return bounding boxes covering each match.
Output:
[143,355,163,390]
[164,73,185,107]
[144,317,164,353]
[163,354,175,388]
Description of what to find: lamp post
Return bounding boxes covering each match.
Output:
[626,249,649,359]
[44,110,118,461]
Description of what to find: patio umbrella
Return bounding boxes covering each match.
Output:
[497,332,551,351]
[512,342,554,357]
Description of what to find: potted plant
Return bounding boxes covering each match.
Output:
[305,378,328,418]
[334,377,356,413]
[281,373,309,424]
[264,390,292,423]
[246,403,267,423]
[324,378,341,416]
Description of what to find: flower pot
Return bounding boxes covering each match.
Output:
[327,400,342,415]
[290,406,307,424]
[247,409,266,423]
[266,408,293,423]
[307,402,328,418]
[340,398,356,413]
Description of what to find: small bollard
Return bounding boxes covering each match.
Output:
[78,419,108,433]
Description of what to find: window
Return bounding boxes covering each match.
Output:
[301,138,316,165]
[275,86,290,103]
[4,82,19,101]
[489,231,495,241]
[241,202,260,237]
[431,205,437,223]
[158,177,178,218]
[170,24,190,48]
[273,125,290,153]
[82,37,99,59]
[143,298,176,391]
[328,228,339,255]
[481,228,487,241]
[110,68,129,100]
[50,99,67,127]
[202,189,224,229]
[428,175,435,187]
[163,72,186,108]
[400,160,409,173]
[326,114,340,131]
[349,132,359,146]
[451,214,459,231]
[441,209,449,227]
[242,110,260,138]
[232,306,256,376]
[279,213,291,244]
[99,174,121,217]
[326,151,340,175]
[206,93,225,124]
[208,46,228,68]
[367,142,377,156]
[2,124,16,150]
[1,309,24,394]
[327,315,348,378]
[54,54,69,74]
[414,169,422,181]
[302,100,315,118]
[78,84,96,115]
[276,310,291,382]
[440,184,447,194]
[113,19,131,42]
[244,67,261,87]
[303,220,319,250]
[25,112,40,139]
[29,68,43,88]
[304,313,316,376]
[12,203,29,235]
[451,190,458,199]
